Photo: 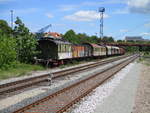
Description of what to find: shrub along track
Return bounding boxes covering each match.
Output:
[0,54,131,95]
[13,54,139,113]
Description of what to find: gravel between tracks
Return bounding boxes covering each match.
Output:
[132,64,150,113]
[0,61,95,85]
[69,62,141,113]
[0,56,121,85]
[0,56,132,113]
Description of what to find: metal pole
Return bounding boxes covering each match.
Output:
[99,11,101,39]
[101,11,103,39]
[100,11,104,39]
[99,7,105,40]
[10,10,13,29]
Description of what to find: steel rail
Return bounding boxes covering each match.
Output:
[12,54,139,113]
[0,54,131,94]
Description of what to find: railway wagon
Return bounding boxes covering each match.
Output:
[106,46,120,56]
[100,46,107,56]
[111,46,115,55]
[82,43,92,57]
[37,38,72,61]
[72,45,85,58]
[37,37,125,66]
[83,43,107,57]
[106,46,112,56]
[113,46,120,55]
[119,48,125,54]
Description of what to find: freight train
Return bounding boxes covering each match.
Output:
[36,36,125,66]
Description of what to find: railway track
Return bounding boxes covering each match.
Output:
[0,54,132,95]
[13,54,139,113]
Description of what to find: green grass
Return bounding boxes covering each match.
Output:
[0,63,45,80]
[143,59,150,66]
[59,60,80,69]
[0,54,129,80]
[138,54,150,66]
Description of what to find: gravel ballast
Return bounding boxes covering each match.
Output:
[0,56,133,113]
[0,55,123,85]
[0,61,95,85]
[70,62,141,113]
[132,64,150,113]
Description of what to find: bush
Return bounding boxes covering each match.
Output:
[14,17,38,63]
[0,35,17,69]
[15,34,38,63]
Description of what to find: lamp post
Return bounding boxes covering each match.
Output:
[10,10,13,29]
[98,7,105,40]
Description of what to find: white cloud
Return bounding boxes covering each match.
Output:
[140,32,150,36]
[64,10,109,22]
[120,29,129,32]
[46,13,53,18]
[0,0,14,3]
[59,0,125,12]
[114,0,150,14]
[113,8,129,14]
[59,5,78,11]
[54,23,66,27]
[14,8,38,14]
[144,22,150,27]
[89,23,96,27]
[82,0,125,6]
[127,0,150,13]
[0,8,38,17]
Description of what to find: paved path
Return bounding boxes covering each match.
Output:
[132,64,150,113]
[93,63,141,113]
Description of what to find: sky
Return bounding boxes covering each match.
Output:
[0,0,150,40]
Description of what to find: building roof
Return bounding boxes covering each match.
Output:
[125,36,143,41]
[44,32,62,38]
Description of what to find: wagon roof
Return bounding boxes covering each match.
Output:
[91,44,99,47]
[82,43,104,48]
[111,46,119,49]
[52,40,71,44]
[90,43,104,48]
[105,45,112,48]
[39,38,72,45]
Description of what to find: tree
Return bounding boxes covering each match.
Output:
[76,33,90,43]
[63,30,99,44]
[0,20,16,69]
[63,29,79,44]
[13,17,38,63]
[108,37,114,42]
[117,40,124,42]
[88,35,99,43]
[0,35,17,69]
[0,20,12,36]
[125,46,139,53]
[100,36,115,43]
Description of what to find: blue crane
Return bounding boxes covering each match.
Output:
[37,24,52,33]
[36,24,52,39]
